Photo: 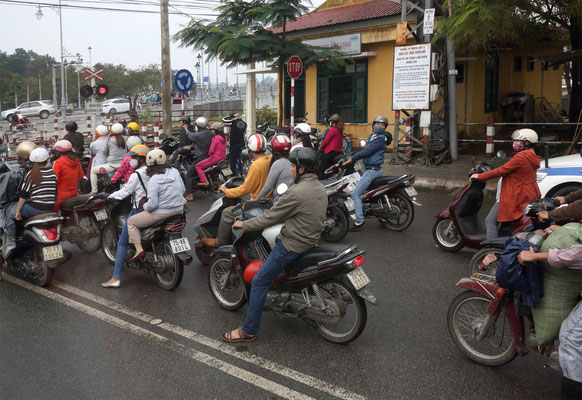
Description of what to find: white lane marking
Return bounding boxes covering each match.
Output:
[52,280,366,400]
[6,275,312,400]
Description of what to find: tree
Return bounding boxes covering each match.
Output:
[174,0,347,128]
[436,0,582,124]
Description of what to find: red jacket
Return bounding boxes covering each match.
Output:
[320,127,343,154]
[53,155,84,211]
[478,149,541,222]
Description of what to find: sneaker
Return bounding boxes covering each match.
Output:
[353,220,365,229]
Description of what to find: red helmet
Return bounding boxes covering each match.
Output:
[271,134,291,154]
[244,260,264,284]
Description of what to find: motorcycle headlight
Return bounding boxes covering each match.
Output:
[536,171,548,183]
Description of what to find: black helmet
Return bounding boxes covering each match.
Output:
[180,116,191,124]
[65,120,78,132]
[373,115,389,126]
[290,147,319,173]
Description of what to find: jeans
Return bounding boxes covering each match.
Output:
[351,169,382,223]
[113,208,136,279]
[21,203,46,219]
[242,239,301,335]
[485,202,499,240]
[229,143,244,175]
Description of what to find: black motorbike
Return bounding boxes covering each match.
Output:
[206,201,378,344]
[100,197,193,290]
[59,193,108,253]
[322,180,355,242]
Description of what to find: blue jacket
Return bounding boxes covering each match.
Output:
[352,133,392,169]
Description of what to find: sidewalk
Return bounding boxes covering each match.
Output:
[382,154,498,197]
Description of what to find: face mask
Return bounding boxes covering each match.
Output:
[512,141,525,151]
[129,159,139,168]
[373,125,386,135]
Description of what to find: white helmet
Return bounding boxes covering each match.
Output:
[294,123,311,137]
[511,128,538,144]
[146,148,167,166]
[247,134,267,153]
[29,148,50,163]
[95,125,108,138]
[111,123,125,135]
[195,116,208,129]
[126,136,142,150]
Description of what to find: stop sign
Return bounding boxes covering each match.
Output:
[287,56,303,79]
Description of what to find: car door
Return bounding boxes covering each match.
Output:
[28,101,42,116]
[119,99,130,113]
[17,102,31,116]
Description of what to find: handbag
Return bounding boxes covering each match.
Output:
[136,172,148,212]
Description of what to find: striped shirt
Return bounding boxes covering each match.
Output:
[19,167,57,211]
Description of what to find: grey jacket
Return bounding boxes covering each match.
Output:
[102,137,127,164]
[144,167,185,214]
[242,173,327,253]
[560,300,582,382]
[258,157,293,199]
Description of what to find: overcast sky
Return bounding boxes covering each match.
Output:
[0,0,324,85]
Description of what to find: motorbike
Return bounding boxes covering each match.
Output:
[10,115,32,130]
[206,196,378,344]
[3,213,68,286]
[321,180,355,242]
[100,197,193,290]
[56,106,73,117]
[59,192,109,253]
[0,141,9,162]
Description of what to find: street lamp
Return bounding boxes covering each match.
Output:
[197,53,204,99]
[195,61,201,100]
[88,46,92,69]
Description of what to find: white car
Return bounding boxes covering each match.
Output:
[102,98,130,115]
[537,154,582,197]
[2,100,57,120]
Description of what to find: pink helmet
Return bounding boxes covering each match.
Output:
[53,140,73,153]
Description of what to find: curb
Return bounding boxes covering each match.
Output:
[415,177,497,197]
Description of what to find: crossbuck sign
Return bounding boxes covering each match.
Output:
[84,68,104,81]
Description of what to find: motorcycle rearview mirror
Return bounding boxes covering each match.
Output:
[495,150,506,159]
[276,183,288,195]
[360,140,366,147]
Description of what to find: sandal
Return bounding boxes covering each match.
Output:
[479,253,498,271]
[222,327,256,343]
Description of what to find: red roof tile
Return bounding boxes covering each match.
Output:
[270,0,402,34]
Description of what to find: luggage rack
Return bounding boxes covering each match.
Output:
[470,273,497,284]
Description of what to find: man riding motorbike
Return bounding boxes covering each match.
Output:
[171,116,194,166]
[221,147,328,343]
[201,133,271,248]
[63,120,85,159]
[184,117,213,201]
[343,115,392,228]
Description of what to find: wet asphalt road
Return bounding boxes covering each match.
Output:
[0,190,562,399]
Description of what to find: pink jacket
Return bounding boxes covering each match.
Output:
[209,134,227,161]
[111,155,134,184]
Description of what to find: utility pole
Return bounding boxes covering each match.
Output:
[38,76,42,99]
[52,65,58,106]
[160,0,172,135]
[26,81,30,102]
[446,2,458,160]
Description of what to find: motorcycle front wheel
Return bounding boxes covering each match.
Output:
[432,218,464,252]
[378,193,414,231]
[101,223,117,265]
[154,240,184,290]
[313,280,367,344]
[321,205,349,242]
[468,248,502,277]
[447,291,517,367]
[207,256,246,310]
[76,215,101,253]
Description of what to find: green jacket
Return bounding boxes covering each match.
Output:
[242,173,327,253]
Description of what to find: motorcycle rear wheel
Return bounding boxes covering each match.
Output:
[28,249,54,287]
[76,215,101,253]
[378,193,414,231]
[207,256,246,310]
[468,248,502,277]
[101,224,117,265]
[195,246,214,265]
[447,291,517,366]
[432,218,464,252]
[321,205,349,242]
[313,280,367,344]
[154,240,184,291]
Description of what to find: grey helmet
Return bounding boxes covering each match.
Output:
[373,115,389,127]
[195,116,208,129]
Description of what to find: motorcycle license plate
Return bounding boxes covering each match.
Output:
[221,167,233,176]
[346,267,370,290]
[404,186,418,197]
[43,245,63,261]
[344,198,355,212]
[94,209,108,221]
[170,237,191,254]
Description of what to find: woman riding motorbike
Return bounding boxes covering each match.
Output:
[196,122,227,188]
[90,125,110,172]
[258,134,293,199]
[15,148,57,220]
[318,114,344,179]
[110,136,143,185]
[63,121,85,159]
[89,123,127,194]
[52,140,84,211]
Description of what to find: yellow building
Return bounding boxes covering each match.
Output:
[274,0,563,143]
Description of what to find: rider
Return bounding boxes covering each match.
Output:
[221,147,327,343]
[258,135,293,199]
[318,114,344,179]
[127,122,143,143]
[184,117,213,201]
[90,125,110,171]
[222,113,247,175]
[537,187,582,224]
[118,119,128,135]
[63,120,85,159]
[52,140,84,211]
[110,136,143,185]
[15,148,57,220]
[290,123,314,151]
[343,116,392,228]
[196,123,227,188]
[101,144,151,288]
[89,123,127,194]
[171,116,194,166]
[202,134,271,248]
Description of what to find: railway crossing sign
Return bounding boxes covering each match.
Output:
[84,68,104,81]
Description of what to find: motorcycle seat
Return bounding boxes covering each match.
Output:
[144,214,186,232]
[204,165,221,174]
[61,194,94,210]
[286,243,352,273]
[24,212,61,227]
[369,175,408,190]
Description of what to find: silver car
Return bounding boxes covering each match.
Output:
[2,100,57,120]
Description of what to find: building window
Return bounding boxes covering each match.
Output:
[484,55,499,113]
[514,56,522,72]
[553,63,560,70]
[527,56,535,72]
[542,61,549,71]
[284,73,305,121]
[455,63,464,83]
[317,60,367,123]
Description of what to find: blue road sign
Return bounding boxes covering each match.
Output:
[174,69,194,93]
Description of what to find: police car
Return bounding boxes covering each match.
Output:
[537,153,582,197]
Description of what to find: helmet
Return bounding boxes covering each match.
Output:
[209,122,223,132]
[146,149,167,166]
[244,260,264,284]
[53,140,73,153]
[271,134,291,154]
[329,114,342,123]
[294,123,312,137]
[126,136,142,150]
[29,148,50,163]
[65,121,78,132]
[180,116,191,124]
[247,134,267,152]
[511,128,538,144]
[290,147,319,173]
[129,144,150,157]
[127,122,140,133]
[16,141,37,160]
[95,125,108,137]
[373,115,389,127]
[111,123,124,135]
[117,118,127,127]
[195,116,208,129]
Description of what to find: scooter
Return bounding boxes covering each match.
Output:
[322,180,355,242]
[59,192,109,253]
[100,197,193,290]
[206,195,378,344]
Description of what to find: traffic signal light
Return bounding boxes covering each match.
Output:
[80,84,93,98]
[96,84,109,97]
